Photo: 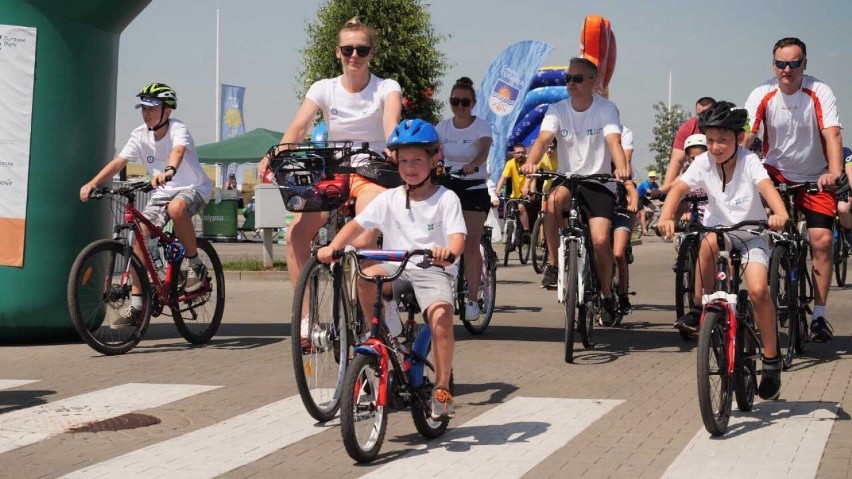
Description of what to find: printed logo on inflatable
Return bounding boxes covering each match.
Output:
[488,66,522,117]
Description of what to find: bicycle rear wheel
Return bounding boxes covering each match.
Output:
[769,245,795,369]
[531,215,547,274]
[410,337,451,439]
[340,354,388,463]
[577,242,595,348]
[503,220,514,267]
[834,225,848,287]
[696,309,733,436]
[733,292,757,412]
[291,256,353,422]
[674,234,699,341]
[564,241,579,363]
[518,227,530,265]
[172,238,225,344]
[462,243,497,335]
[67,239,152,355]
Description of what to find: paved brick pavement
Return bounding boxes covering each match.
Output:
[0,237,850,478]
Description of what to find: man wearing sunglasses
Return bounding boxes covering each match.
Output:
[744,37,844,342]
[522,57,630,325]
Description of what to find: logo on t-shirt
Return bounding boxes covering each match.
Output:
[146,155,155,164]
[586,127,603,136]
[560,129,570,138]
[330,108,339,117]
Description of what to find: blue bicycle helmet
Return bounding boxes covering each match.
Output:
[387,119,439,153]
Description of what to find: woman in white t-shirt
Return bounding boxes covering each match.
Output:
[258,17,402,318]
[435,77,493,320]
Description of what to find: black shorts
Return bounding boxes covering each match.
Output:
[444,178,491,213]
[552,179,615,220]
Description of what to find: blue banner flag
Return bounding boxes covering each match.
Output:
[220,84,246,139]
[473,41,554,183]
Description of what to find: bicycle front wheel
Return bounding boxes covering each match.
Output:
[172,238,225,344]
[674,234,699,341]
[518,227,530,265]
[696,309,733,436]
[769,245,795,369]
[67,239,152,355]
[340,354,388,463]
[531,215,547,274]
[291,256,352,422]
[462,243,497,335]
[834,226,848,287]
[564,241,579,363]
[733,292,757,412]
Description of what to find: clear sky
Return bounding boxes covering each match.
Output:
[116,0,852,174]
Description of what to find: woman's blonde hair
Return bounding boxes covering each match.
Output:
[340,16,377,47]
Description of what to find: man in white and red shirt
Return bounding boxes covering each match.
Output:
[744,37,844,342]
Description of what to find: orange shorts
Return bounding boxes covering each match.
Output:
[764,164,836,218]
[350,174,387,200]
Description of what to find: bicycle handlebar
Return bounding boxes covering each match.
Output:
[686,220,768,234]
[89,181,156,200]
[437,165,479,180]
[332,246,455,282]
[528,171,614,183]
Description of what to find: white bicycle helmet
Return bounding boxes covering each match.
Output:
[684,134,706,151]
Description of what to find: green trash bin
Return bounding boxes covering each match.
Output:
[202,200,238,241]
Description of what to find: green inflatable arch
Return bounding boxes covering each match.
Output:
[0,0,152,341]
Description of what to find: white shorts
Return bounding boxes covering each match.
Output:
[722,231,770,268]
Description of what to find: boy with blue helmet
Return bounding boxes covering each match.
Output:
[318,119,466,419]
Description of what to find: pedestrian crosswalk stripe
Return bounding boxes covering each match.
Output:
[0,383,220,454]
[60,394,337,479]
[662,402,838,479]
[0,380,38,391]
[359,397,624,478]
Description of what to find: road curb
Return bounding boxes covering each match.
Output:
[223,270,288,282]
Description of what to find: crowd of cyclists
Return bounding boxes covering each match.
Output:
[80,16,850,436]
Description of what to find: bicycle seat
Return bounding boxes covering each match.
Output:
[397,290,421,315]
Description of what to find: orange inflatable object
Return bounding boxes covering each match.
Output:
[580,15,616,97]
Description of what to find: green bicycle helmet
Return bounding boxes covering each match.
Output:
[136,82,178,110]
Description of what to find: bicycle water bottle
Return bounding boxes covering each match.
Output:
[318,226,328,246]
[148,238,164,271]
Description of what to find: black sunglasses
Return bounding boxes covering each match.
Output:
[339,45,371,57]
[774,59,804,70]
[449,97,473,107]
[565,74,585,84]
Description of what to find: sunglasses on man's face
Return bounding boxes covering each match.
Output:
[450,97,473,107]
[339,45,371,57]
[774,59,804,70]
[565,74,585,84]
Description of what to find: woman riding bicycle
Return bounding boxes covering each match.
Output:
[79,82,213,328]
[258,17,402,343]
[318,119,466,419]
[435,76,493,320]
[657,101,788,401]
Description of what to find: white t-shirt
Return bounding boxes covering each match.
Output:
[540,95,622,175]
[355,186,467,276]
[621,125,634,151]
[745,75,842,182]
[679,147,769,227]
[305,74,401,162]
[435,116,492,185]
[119,118,213,200]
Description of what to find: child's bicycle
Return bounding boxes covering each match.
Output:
[337,247,453,463]
[67,181,225,355]
[689,220,768,436]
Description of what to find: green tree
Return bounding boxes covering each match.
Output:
[299,0,449,124]
[648,101,688,176]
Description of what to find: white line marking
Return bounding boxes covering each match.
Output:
[360,397,623,478]
[0,383,219,454]
[0,380,39,391]
[662,401,838,479]
[60,394,337,479]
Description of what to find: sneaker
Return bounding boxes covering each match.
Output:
[674,308,701,332]
[758,355,782,400]
[113,305,141,329]
[184,263,208,293]
[431,387,455,419]
[464,301,481,321]
[383,299,403,337]
[618,293,632,314]
[809,317,834,342]
[600,297,616,327]
[541,264,557,289]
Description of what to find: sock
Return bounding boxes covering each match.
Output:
[186,253,202,267]
[812,305,826,320]
[131,294,143,309]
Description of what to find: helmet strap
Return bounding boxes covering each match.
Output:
[404,176,431,209]
[148,109,169,132]
[717,148,737,193]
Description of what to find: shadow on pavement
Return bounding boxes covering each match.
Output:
[453,381,519,406]
[719,401,840,439]
[0,389,55,413]
[783,334,849,373]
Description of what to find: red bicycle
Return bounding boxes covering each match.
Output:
[67,181,225,355]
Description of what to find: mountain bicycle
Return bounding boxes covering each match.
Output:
[529,191,548,274]
[672,195,709,341]
[67,181,225,355]
[767,182,818,370]
[833,214,850,288]
[691,220,768,436]
[502,197,532,266]
[338,248,453,463]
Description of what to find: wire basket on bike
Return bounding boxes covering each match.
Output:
[268,141,355,212]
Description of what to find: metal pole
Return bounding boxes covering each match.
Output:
[215,8,221,142]
[667,71,672,110]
